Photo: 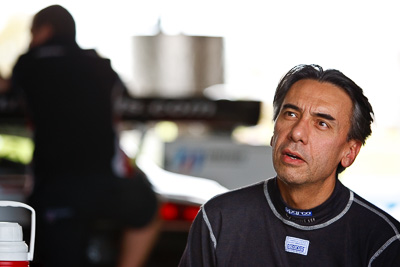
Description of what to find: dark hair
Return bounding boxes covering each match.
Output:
[32,5,76,42]
[272,64,374,173]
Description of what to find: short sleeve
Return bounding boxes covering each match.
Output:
[179,207,217,267]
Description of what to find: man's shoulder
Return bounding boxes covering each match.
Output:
[351,191,400,232]
[13,50,34,68]
[204,180,268,212]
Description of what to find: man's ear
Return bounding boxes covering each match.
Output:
[341,140,362,168]
[30,24,54,48]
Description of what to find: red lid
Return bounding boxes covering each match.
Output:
[0,261,29,267]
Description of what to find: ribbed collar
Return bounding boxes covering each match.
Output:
[264,177,353,230]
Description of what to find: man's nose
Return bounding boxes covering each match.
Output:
[289,118,309,144]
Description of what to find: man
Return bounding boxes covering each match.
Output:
[0,5,159,267]
[179,64,400,266]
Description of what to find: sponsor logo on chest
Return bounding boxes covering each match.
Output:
[285,236,310,256]
[285,207,312,217]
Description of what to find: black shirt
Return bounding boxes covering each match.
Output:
[179,178,400,266]
[11,39,125,181]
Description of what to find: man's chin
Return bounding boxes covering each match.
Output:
[276,173,308,187]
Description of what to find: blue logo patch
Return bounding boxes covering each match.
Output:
[285,207,312,217]
[285,236,310,256]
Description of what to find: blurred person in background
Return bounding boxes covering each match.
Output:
[179,64,400,266]
[0,5,159,267]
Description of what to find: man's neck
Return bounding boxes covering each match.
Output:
[276,177,336,210]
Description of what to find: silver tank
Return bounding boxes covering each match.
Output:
[132,34,224,98]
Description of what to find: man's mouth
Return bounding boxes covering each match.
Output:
[282,150,304,162]
[286,152,301,160]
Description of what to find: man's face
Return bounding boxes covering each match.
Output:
[30,24,53,49]
[270,79,360,187]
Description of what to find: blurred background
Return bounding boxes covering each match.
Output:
[1,0,400,265]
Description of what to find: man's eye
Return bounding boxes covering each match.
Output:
[286,111,296,117]
[318,121,328,127]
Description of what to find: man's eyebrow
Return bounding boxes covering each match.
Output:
[314,112,336,121]
[282,103,301,112]
[282,103,336,121]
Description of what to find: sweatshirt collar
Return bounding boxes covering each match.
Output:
[264,177,353,230]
